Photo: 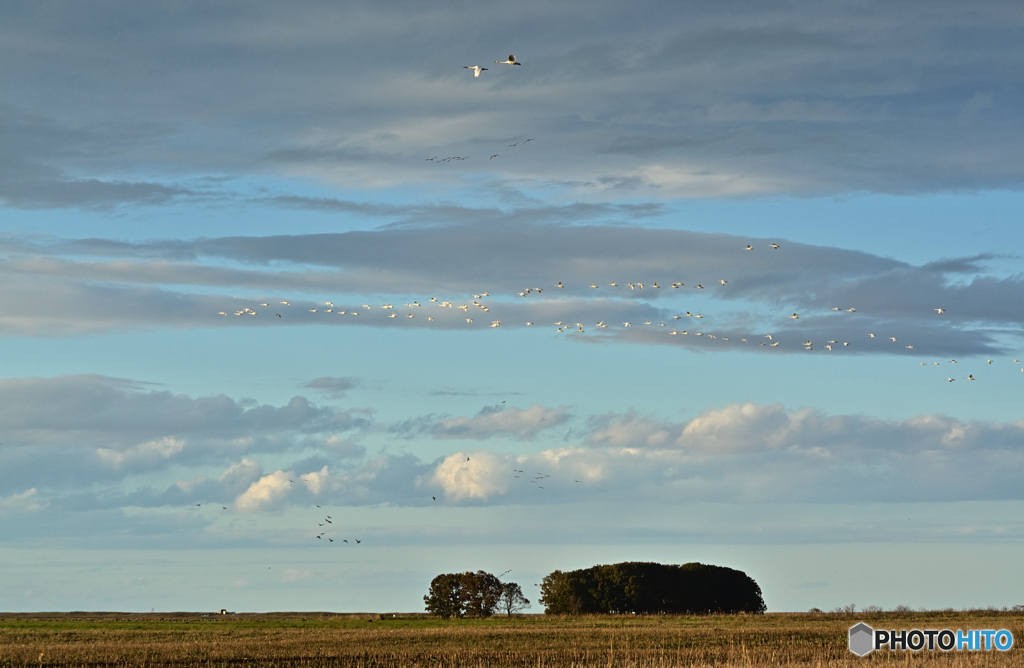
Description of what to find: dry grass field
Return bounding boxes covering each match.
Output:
[1,610,1021,667]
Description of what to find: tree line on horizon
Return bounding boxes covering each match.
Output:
[425,562,765,617]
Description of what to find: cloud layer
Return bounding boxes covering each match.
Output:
[2,2,1024,207]
[2,375,1022,522]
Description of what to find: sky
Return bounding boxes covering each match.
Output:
[1,0,1023,614]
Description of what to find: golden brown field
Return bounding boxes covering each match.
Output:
[1,611,1021,667]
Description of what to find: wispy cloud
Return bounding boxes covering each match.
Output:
[397,404,573,440]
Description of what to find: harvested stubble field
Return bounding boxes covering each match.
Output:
[1,611,1021,667]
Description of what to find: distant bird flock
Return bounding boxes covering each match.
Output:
[215,241,1021,384]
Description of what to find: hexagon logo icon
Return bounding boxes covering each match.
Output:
[849,622,874,657]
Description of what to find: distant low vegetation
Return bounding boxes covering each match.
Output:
[539,561,766,615]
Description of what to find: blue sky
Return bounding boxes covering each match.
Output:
[2,1,1023,613]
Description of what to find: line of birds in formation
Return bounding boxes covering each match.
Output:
[215,242,1023,381]
[511,469,583,490]
[425,138,534,163]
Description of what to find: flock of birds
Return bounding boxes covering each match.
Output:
[510,469,583,491]
[195,479,364,545]
[309,508,361,545]
[215,240,1024,384]
[425,138,533,164]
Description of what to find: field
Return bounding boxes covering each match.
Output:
[1,611,1021,667]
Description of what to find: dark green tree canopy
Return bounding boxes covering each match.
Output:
[423,572,464,618]
[539,562,766,615]
[424,570,510,618]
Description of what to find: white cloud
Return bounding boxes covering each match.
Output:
[301,465,333,496]
[428,451,511,501]
[233,470,295,513]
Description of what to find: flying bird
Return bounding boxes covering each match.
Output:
[495,55,521,65]
[464,66,488,77]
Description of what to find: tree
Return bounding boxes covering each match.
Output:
[539,562,766,615]
[497,582,531,617]
[459,570,503,618]
[424,573,464,618]
[424,570,515,618]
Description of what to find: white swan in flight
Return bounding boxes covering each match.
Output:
[464,66,488,77]
[495,55,521,65]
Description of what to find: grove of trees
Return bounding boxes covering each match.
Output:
[424,570,531,618]
[539,562,766,615]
